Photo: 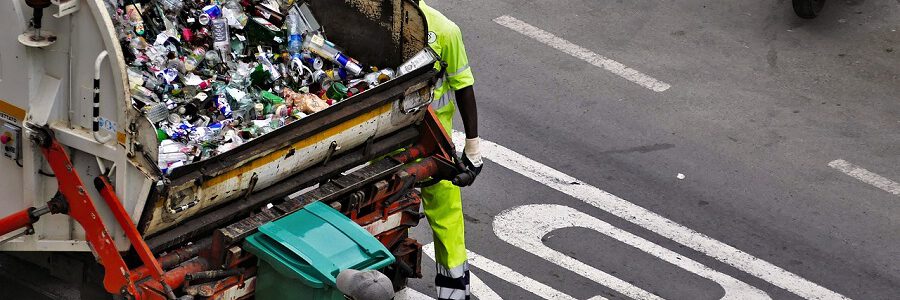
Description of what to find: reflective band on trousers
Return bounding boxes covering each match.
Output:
[437,287,468,300]
[437,261,469,278]
[436,262,470,300]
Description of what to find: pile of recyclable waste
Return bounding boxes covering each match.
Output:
[106,0,399,174]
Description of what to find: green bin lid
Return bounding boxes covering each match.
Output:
[244,202,395,288]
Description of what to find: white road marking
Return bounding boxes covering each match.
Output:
[414,243,504,300]
[828,159,900,196]
[469,268,503,300]
[493,15,671,92]
[423,243,587,300]
[452,131,850,300]
[396,288,435,300]
[494,204,771,300]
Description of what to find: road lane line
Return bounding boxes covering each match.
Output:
[494,204,771,300]
[828,159,900,195]
[493,15,671,92]
[424,243,586,300]
[396,288,435,300]
[470,271,502,299]
[452,131,850,300]
[494,204,662,300]
[395,272,498,300]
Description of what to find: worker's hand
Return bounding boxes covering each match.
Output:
[463,137,483,169]
[458,137,483,185]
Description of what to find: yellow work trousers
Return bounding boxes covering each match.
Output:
[423,101,467,270]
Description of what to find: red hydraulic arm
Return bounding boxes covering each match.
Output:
[95,175,176,299]
[28,126,140,296]
[0,126,176,299]
[0,209,34,237]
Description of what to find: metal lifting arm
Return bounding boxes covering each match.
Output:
[0,125,174,299]
[27,125,138,296]
[0,209,36,238]
[95,175,176,299]
[0,199,62,244]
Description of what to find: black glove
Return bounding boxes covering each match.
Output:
[461,152,482,178]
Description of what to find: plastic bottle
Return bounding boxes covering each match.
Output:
[285,9,304,57]
[230,35,246,55]
[229,88,254,120]
[183,54,201,73]
[131,85,160,104]
[129,36,149,50]
[255,51,281,80]
[159,0,183,13]
[205,49,222,66]
[141,71,162,92]
[222,0,248,29]
[124,1,146,36]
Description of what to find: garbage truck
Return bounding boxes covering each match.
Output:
[0,0,472,298]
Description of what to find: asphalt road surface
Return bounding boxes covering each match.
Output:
[402,0,899,299]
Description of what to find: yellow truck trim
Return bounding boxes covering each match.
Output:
[0,99,26,123]
[202,103,393,188]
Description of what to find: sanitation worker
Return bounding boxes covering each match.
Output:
[419,1,482,299]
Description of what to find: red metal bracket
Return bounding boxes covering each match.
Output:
[33,128,139,296]
[95,175,165,278]
[395,107,457,165]
[391,108,463,183]
[96,175,176,299]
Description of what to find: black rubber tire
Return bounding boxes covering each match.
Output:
[793,0,826,19]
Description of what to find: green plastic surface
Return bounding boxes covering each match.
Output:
[244,201,395,299]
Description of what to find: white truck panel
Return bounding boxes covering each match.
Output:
[0,0,141,251]
[1,0,433,251]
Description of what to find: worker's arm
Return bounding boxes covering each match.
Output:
[455,85,481,185]
[455,84,481,173]
[455,86,477,139]
[441,21,482,181]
